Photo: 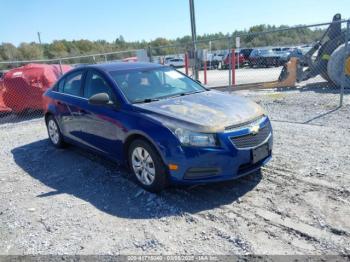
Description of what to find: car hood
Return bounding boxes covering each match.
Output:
[133,90,265,133]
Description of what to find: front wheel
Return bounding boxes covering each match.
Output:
[128,139,168,192]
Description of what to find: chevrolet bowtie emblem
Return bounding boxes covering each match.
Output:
[250,125,260,135]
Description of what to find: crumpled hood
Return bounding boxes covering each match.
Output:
[133,90,265,133]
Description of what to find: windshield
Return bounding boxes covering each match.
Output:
[109,67,206,103]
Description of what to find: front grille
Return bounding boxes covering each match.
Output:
[230,122,271,149]
[225,115,264,131]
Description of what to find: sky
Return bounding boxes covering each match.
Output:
[0,0,349,46]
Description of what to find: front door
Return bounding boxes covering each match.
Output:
[78,70,124,158]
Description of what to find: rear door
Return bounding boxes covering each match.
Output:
[53,70,86,142]
[78,70,124,158]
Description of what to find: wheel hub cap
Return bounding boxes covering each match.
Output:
[131,147,155,186]
[48,120,59,144]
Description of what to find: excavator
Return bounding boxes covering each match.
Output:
[251,14,350,89]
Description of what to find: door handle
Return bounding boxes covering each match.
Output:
[56,101,63,105]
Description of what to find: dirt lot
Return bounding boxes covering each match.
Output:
[0,83,349,255]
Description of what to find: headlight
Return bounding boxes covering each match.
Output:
[173,128,218,147]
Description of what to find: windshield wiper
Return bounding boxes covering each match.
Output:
[133,90,205,103]
[133,98,160,104]
[161,90,205,99]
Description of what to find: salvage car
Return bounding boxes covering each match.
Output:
[3,64,72,113]
[43,62,273,192]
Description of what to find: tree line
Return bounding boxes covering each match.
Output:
[0,24,325,66]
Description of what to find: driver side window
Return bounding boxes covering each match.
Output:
[84,71,114,100]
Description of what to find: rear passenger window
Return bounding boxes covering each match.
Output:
[60,71,83,96]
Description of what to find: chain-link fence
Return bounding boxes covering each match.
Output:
[0,18,349,125]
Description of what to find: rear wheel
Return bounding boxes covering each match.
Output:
[128,139,168,192]
[46,115,65,148]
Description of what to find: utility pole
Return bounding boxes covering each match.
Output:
[189,0,198,80]
[37,32,42,45]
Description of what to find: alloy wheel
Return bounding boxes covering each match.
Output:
[131,147,156,186]
[48,119,59,145]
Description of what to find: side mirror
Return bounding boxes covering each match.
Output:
[88,93,112,106]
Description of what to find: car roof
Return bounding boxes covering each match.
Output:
[83,62,164,72]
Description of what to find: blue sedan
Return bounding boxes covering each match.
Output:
[43,62,273,192]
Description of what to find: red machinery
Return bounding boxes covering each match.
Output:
[1,63,72,113]
[0,77,12,114]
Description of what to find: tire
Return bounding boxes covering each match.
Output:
[128,139,168,192]
[327,43,350,87]
[46,115,65,148]
[315,33,346,83]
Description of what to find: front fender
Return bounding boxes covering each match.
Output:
[123,114,182,165]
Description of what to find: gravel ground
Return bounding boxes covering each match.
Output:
[0,82,349,255]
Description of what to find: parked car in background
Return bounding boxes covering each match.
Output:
[200,54,219,70]
[210,52,224,67]
[239,48,253,61]
[272,47,294,52]
[274,50,292,65]
[212,53,225,63]
[2,63,72,113]
[43,62,273,192]
[164,56,175,65]
[164,58,185,68]
[298,45,313,55]
[220,52,245,69]
[248,48,281,68]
